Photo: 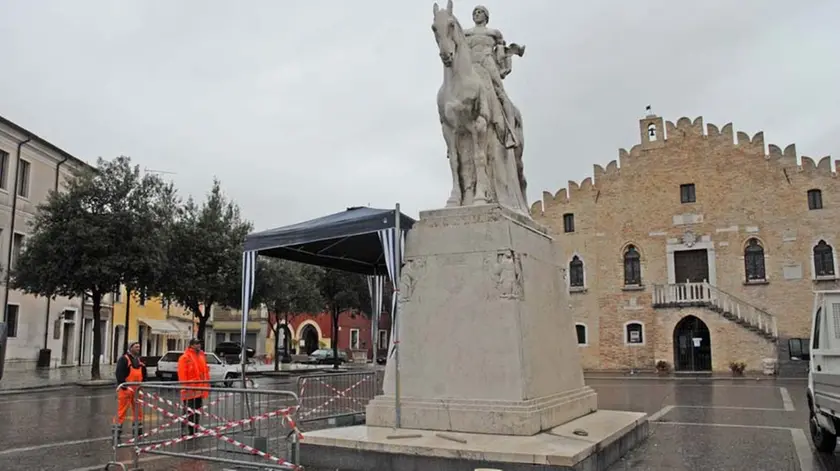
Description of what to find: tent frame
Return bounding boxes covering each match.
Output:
[238,204,412,428]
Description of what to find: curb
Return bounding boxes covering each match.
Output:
[0,384,76,396]
[76,380,117,388]
[0,379,116,395]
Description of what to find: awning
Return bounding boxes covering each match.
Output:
[139,318,187,336]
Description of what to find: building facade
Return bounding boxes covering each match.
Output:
[267,310,392,361]
[209,305,270,357]
[0,115,117,370]
[110,287,195,360]
[531,113,836,374]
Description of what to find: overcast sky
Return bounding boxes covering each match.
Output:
[1,1,838,230]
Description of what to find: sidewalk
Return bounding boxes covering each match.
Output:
[0,364,118,393]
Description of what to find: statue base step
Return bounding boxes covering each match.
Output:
[366,387,597,436]
[300,410,649,471]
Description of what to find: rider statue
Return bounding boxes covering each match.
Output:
[464,5,525,149]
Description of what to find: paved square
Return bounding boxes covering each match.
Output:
[3,376,839,470]
[588,378,837,471]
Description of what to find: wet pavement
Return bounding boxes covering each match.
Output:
[0,376,834,470]
[0,364,119,391]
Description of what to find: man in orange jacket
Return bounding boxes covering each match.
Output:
[112,341,147,441]
[177,338,210,436]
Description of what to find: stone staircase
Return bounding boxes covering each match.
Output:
[652,282,778,341]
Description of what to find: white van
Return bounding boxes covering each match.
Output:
[807,290,840,452]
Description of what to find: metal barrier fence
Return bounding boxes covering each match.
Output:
[106,379,302,470]
[296,370,379,424]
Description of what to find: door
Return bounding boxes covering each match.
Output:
[674,315,712,371]
[61,324,74,365]
[674,249,710,283]
[301,325,319,355]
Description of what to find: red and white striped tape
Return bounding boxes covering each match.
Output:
[298,375,370,420]
[136,396,294,451]
[312,376,369,408]
[140,389,302,441]
[126,389,237,444]
[134,392,300,470]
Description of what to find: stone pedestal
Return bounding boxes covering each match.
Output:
[365,204,598,436]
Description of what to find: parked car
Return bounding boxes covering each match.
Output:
[307,348,348,365]
[375,348,389,365]
[214,342,256,359]
[155,350,241,387]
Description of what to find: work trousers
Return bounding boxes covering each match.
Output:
[182,397,204,435]
[114,387,144,425]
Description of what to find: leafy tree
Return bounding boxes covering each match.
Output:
[160,179,252,345]
[11,156,172,379]
[253,259,323,370]
[119,170,179,352]
[318,268,371,369]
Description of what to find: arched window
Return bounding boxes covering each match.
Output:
[744,238,766,282]
[569,256,584,288]
[647,123,657,141]
[575,324,587,345]
[625,322,644,345]
[623,245,642,286]
[814,240,835,277]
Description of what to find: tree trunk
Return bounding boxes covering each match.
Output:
[196,313,209,348]
[273,323,281,372]
[284,312,291,357]
[90,291,103,380]
[197,299,214,349]
[331,308,340,370]
[122,286,132,353]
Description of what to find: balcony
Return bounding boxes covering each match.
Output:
[653,282,778,340]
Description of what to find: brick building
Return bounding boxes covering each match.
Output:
[530,112,836,374]
[268,310,391,361]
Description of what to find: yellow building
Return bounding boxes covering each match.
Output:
[110,286,195,360]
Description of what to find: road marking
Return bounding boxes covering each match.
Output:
[585,381,804,389]
[0,436,110,456]
[647,405,674,422]
[652,421,795,431]
[780,386,796,411]
[790,428,817,471]
[67,447,206,471]
[675,405,789,412]
[67,436,289,471]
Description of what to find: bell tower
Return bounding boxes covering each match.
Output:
[640,105,665,149]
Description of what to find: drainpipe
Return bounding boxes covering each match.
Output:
[3,136,31,322]
[42,155,70,349]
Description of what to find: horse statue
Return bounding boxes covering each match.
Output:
[432,1,529,216]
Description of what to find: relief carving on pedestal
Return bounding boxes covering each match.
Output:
[399,258,426,303]
[492,250,523,299]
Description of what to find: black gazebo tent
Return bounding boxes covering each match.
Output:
[242,206,415,275]
[238,206,415,419]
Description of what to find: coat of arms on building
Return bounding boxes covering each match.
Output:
[682,230,697,247]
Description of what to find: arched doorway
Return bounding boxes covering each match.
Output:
[673,315,712,371]
[301,325,319,355]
